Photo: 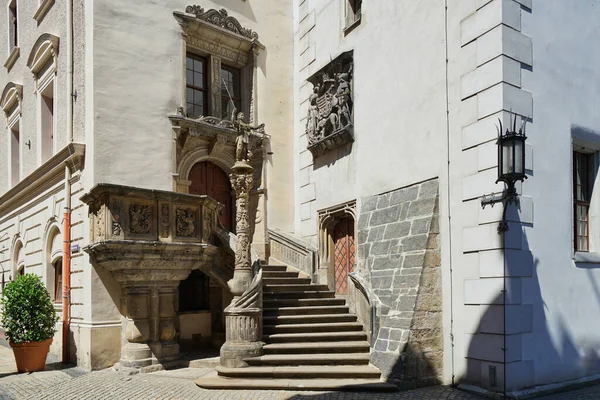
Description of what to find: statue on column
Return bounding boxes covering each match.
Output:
[231,108,265,163]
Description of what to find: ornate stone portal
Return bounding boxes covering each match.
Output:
[82,184,220,368]
[219,158,264,367]
[306,51,354,158]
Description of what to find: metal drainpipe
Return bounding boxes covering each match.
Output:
[62,165,71,364]
[62,0,74,364]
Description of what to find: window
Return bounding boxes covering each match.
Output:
[9,117,20,187]
[344,0,362,31]
[40,80,54,163]
[574,151,595,252]
[220,65,241,121]
[186,53,207,118]
[8,0,17,52]
[53,258,62,302]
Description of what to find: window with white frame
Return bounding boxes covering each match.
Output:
[8,0,17,52]
[27,34,59,165]
[573,150,597,252]
[344,0,362,32]
[9,111,20,187]
[1,83,23,188]
[39,78,55,163]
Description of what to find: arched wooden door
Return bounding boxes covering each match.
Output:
[188,162,234,232]
[333,216,355,295]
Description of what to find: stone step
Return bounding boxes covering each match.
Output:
[263,313,357,325]
[263,290,336,299]
[263,271,299,278]
[244,353,371,366]
[263,341,370,354]
[263,277,312,285]
[263,331,367,343]
[215,365,381,380]
[261,265,288,272]
[263,298,346,308]
[263,305,349,316]
[196,374,397,392]
[263,321,364,334]
[263,284,330,292]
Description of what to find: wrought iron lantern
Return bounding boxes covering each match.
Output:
[496,117,527,196]
[481,114,528,232]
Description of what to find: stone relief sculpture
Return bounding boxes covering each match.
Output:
[129,205,151,234]
[306,59,354,145]
[176,209,196,237]
[232,107,265,162]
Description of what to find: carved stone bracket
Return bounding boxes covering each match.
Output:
[305,51,354,158]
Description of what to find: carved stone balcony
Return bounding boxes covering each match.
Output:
[81,184,221,368]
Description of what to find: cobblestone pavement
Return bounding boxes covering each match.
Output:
[1,344,599,399]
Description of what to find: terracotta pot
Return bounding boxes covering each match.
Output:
[9,338,53,373]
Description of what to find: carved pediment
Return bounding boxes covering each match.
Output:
[185,6,259,41]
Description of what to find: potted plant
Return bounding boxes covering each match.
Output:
[1,273,59,372]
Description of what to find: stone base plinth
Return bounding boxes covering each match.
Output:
[120,343,156,368]
[220,341,263,368]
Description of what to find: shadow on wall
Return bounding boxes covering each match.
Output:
[456,201,600,395]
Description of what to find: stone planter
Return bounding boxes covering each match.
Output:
[10,338,53,373]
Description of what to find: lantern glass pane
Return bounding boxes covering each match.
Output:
[514,139,524,174]
[502,141,514,174]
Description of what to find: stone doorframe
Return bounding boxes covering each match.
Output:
[317,201,356,289]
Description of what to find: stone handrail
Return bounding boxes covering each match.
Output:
[268,228,317,281]
[348,271,387,345]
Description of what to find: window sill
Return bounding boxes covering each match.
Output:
[33,0,55,24]
[343,18,362,36]
[574,251,600,264]
[3,46,20,72]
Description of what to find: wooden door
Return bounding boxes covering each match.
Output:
[333,216,355,295]
[188,162,233,231]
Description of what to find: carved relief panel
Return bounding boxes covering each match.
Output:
[306,51,354,158]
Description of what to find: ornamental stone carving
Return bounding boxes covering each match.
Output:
[160,204,169,238]
[176,208,196,237]
[306,51,354,158]
[129,205,151,234]
[185,6,259,40]
[111,198,122,236]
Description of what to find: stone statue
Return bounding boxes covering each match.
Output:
[231,108,265,162]
[306,85,319,144]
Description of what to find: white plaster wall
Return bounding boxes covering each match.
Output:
[91,1,295,235]
[0,0,83,195]
[293,0,448,244]
[519,0,600,386]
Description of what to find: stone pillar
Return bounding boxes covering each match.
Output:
[120,279,185,368]
[227,161,255,297]
[221,160,263,367]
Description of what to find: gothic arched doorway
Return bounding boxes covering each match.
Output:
[188,161,234,232]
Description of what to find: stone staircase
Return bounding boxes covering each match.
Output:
[199,264,396,391]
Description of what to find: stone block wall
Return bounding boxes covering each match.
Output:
[357,178,442,388]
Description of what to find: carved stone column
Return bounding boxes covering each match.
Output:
[227,161,255,297]
[221,160,263,367]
